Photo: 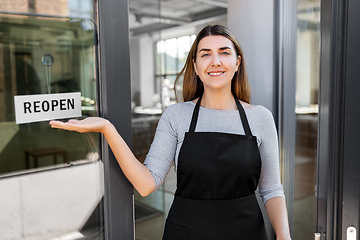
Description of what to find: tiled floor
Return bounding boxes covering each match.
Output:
[292,190,317,239]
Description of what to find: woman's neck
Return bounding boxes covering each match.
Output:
[200,90,237,110]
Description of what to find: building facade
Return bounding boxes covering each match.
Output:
[0,0,359,239]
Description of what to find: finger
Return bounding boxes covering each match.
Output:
[50,119,88,133]
[49,120,64,127]
[51,123,82,132]
[50,121,68,129]
[50,121,75,130]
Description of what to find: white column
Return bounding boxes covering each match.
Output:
[129,36,155,108]
[139,36,155,108]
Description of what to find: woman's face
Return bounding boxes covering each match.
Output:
[193,35,240,93]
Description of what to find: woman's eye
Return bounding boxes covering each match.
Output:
[201,53,210,57]
[221,51,230,55]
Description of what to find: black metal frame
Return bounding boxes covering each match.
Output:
[277,0,297,233]
[277,0,349,238]
[339,0,360,238]
[317,0,348,239]
[98,0,134,239]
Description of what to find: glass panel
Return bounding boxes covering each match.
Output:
[129,1,228,239]
[0,15,98,172]
[0,10,104,240]
[129,1,166,239]
[292,0,320,239]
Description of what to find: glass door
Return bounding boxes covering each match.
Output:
[292,0,320,237]
[128,1,228,239]
[128,1,166,239]
[0,9,104,240]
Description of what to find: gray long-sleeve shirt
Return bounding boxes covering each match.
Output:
[143,101,285,203]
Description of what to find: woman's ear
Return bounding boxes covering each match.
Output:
[235,56,241,72]
[193,59,199,75]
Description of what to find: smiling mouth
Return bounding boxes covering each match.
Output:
[208,71,225,76]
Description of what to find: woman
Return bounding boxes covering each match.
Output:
[50,25,291,240]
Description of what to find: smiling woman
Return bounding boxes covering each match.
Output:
[50,25,291,240]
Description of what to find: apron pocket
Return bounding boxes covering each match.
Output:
[162,219,190,240]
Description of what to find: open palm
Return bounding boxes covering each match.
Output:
[49,117,109,133]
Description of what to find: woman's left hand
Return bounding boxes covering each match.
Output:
[277,237,292,240]
[265,197,292,240]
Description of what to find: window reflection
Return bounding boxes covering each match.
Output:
[0,8,104,240]
[0,15,98,173]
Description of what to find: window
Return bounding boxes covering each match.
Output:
[155,35,196,105]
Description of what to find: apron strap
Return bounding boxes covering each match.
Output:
[234,97,253,137]
[189,94,253,137]
[189,95,202,132]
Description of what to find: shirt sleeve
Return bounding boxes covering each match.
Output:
[143,105,179,191]
[257,107,285,203]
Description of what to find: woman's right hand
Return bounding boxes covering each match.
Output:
[49,117,111,134]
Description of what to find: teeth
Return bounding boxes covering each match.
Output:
[209,72,223,76]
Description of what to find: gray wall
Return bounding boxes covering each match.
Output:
[228,0,276,113]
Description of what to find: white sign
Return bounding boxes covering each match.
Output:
[14,92,82,124]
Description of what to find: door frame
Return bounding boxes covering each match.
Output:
[98,0,134,239]
[278,0,344,238]
[317,0,349,238]
[341,0,360,234]
[320,0,360,239]
[277,0,297,233]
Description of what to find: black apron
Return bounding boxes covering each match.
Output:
[162,95,268,240]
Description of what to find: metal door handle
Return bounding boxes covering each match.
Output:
[347,227,356,240]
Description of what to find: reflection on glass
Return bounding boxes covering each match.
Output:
[0,15,98,173]
[293,0,320,239]
[0,13,103,240]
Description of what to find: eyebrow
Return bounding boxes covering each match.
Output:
[198,46,232,53]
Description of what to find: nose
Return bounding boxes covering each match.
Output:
[211,53,221,66]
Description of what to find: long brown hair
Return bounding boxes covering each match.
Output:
[174,25,250,103]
